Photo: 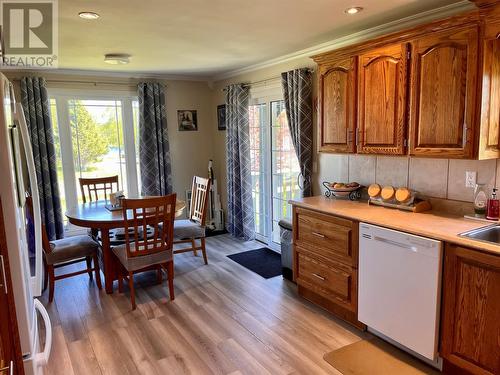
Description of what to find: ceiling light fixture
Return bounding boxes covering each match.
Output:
[104,54,131,65]
[79,11,100,20]
[344,6,363,15]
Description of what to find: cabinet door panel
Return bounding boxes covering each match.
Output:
[409,27,478,158]
[319,57,357,153]
[358,44,408,154]
[441,244,500,375]
[478,36,500,159]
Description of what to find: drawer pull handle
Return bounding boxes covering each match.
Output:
[312,273,326,281]
[311,232,325,238]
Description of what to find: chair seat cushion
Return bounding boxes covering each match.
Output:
[112,244,172,272]
[173,219,205,240]
[46,235,99,265]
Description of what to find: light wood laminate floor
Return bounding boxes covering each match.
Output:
[41,234,365,375]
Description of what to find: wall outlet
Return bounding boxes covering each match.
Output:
[465,171,477,188]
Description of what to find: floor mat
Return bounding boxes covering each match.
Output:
[323,338,440,375]
[227,248,281,279]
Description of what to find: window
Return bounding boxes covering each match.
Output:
[49,91,139,233]
[249,89,300,248]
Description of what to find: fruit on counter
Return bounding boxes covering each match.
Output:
[368,184,381,197]
[395,187,411,203]
[329,182,360,189]
[381,185,395,200]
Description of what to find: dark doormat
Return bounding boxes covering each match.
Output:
[227,248,282,279]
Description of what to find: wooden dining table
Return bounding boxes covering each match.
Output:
[66,199,186,294]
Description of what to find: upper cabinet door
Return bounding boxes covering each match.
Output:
[478,29,500,159]
[357,43,408,155]
[318,57,357,153]
[409,26,479,158]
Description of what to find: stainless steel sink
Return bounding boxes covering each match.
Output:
[459,224,500,245]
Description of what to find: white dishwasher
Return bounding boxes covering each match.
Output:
[358,223,443,365]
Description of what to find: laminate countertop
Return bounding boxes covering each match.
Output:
[290,196,500,256]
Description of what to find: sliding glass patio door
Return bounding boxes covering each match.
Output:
[249,91,301,249]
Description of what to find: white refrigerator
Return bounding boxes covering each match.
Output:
[0,73,52,374]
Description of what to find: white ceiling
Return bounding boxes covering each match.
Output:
[57,0,467,78]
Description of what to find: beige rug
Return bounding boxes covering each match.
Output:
[323,338,440,375]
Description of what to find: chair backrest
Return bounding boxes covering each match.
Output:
[189,176,211,226]
[79,176,119,203]
[25,195,52,255]
[122,194,176,258]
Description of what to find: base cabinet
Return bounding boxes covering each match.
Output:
[293,207,364,329]
[440,244,500,375]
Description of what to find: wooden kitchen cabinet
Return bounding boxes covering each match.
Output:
[440,244,500,375]
[312,2,500,160]
[478,27,500,159]
[357,43,408,155]
[408,26,479,158]
[318,56,357,153]
[292,206,364,329]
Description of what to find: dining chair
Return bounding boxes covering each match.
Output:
[79,175,119,203]
[79,175,119,240]
[173,176,211,264]
[113,194,176,309]
[25,195,102,303]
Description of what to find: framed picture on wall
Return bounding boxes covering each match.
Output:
[217,104,226,131]
[178,110,198,131]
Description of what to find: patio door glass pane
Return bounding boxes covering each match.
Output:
[68,99,126,201]
[249,103,269,238]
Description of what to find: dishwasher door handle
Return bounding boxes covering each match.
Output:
[372,236,417,251]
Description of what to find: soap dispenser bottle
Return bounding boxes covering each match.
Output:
[487,188,500,220]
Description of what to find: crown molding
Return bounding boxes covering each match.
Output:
[212,0,474,82]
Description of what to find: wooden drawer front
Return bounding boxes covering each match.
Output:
[297,252,356,312]
[295,208,355,263]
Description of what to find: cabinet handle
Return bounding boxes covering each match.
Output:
[312,273,326,281]
[0,361,13,375]
[311,232,325,238]
[0,255,7,295]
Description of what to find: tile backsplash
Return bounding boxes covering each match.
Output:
[316,154,500,203]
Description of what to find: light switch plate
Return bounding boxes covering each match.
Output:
[465,171,477,188]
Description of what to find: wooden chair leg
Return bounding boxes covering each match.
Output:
[167,261,175,301]
[191,239,198,256]
[86,256,93,281]
[118,273,123,293]
[48,265,55,303]
[93,254,102,290]
[201,237,208,265]
[128,272,136,310]
[43,259,48,292]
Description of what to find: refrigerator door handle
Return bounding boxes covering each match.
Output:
[15,103,43,297]
[34,299,52,368]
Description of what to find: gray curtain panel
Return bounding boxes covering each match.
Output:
[225,84,255,240]
[20,77,64,240]
[138,82,172,196]
[281,68,313,197]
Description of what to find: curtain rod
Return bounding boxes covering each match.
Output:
[221,68,315,91]
[12,78,137,86]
